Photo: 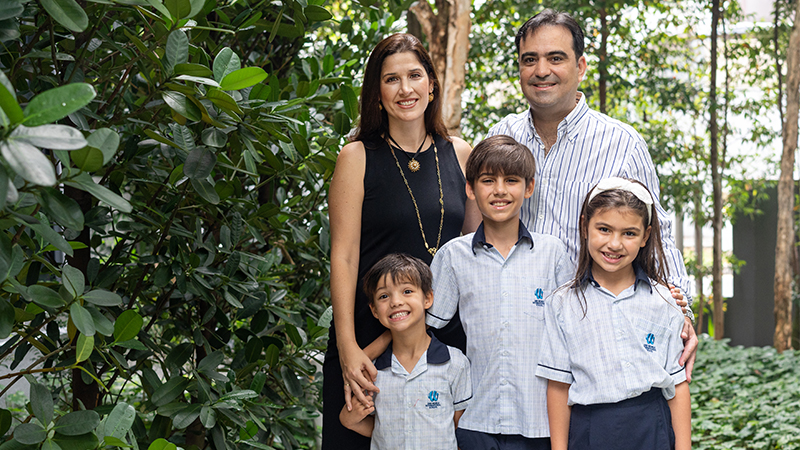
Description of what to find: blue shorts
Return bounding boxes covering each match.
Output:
[569,389,674,450]
[456,428,551,450]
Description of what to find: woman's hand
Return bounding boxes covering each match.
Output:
[339,343,379,411]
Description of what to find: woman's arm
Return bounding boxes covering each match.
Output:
[668,382,691,450]
[329,141,379,409]
[547,380,571,450]
[451,137,481,234]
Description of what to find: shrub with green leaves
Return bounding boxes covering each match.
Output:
[692,337,800,449]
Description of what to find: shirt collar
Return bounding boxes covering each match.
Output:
[581,262,653,294]
[374,331,450,370]
[527,92,589,144]
[471,220,534,255]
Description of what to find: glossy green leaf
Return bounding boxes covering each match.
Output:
[201,128,226,147]
[71,146,104,172]
[165,342,193,368]
[0,80,22,126]
[41,438,62,450]
[54,410,100,436]
[64,173,132,213]
[0,0,22,21]
[191,178,219,204]
[218,390,257,402]
[244,337,263,363]
[39,0,88,31]
[291,133,310,157]
[162,91,202,122]
[172,404,201,429]
[27,221,73,255]
[183,148,216,179]
[62,265,85,298]
[23,83,95,127]
[206,88,243,115]
[103,403,135,440]
[40,187,84,230]
[199,406,216,428]
[0,408,11,436]
[165,30,188,74]
[148,438,177,450]
[145,0,171,20]
[0,164,8,211]
[14,422,46,444]
[213,47,239,82]
[174,63,213,77]
[340,84,358,119]
[0,140,56,186]
[87,307,113,336]
[75,333,93,362]
[151,376,189,407]
[113,309,143,342]
[85,128,119,164]
[70,303,95,336]
[219,67,267,91]
[9,125,86,150]
[82,289,122,306]
[102,436,129,448]
[28,285,66,308]
[30,382,54,425]
[164,0,190,21]
[333,112,350,136]
[280,365,303,397]
[304,4,331,21]
[52,432,99,450]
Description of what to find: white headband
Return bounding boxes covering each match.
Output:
[587,177,654,224]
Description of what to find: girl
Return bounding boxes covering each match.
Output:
[536,177,691,450]
[325,34,480,450]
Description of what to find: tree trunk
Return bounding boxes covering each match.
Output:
[694,192,706,335]
[599,9,608,115]
[774,0,800,352]
[710,0,724,339]
[410,0,471,136]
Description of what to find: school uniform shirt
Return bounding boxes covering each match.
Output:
[536,265,687,406]
[371,334,471,450]
[427,221,573,438]
[487,94,694,315]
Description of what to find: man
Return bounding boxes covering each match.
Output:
[487,9,699,375]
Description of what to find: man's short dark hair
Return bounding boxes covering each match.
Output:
[362,253,433,304]
[465,135,536,186]
[515,9,585,60]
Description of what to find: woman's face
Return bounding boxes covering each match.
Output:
[379,51,433,126]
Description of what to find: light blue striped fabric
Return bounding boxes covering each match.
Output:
[427,223,574,438]
[371,336,471,450]
[536,268,687,406]
[487,94,693,309]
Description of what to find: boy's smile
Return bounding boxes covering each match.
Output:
[467,171,534,227]
[370,275,433,333]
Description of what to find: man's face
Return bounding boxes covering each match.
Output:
[518,25,587,120]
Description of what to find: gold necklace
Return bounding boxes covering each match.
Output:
[388,138,444,256]
[387,133,426,172]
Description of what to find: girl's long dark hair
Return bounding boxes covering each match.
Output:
[570,178,670,314]
[352,33,449,142]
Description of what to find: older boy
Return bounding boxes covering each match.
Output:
[340,253,472,450]
[427,135,573,450]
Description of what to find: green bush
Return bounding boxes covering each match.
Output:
[692,336,800,449]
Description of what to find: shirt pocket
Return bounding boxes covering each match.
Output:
[634,318,671,367]
[415,382,452,418]
[523,277,551,321]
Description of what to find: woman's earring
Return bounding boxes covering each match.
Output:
[378,103,383,110]
[428,93,434,102]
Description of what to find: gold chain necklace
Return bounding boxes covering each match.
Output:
[388,137,444,256]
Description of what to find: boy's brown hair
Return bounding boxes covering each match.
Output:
[362,253,433,304]
[465,135,536,186]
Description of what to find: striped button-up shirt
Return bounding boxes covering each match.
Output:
[371,334,471,450]
[536,267,687,405]
[487,94,692,307]
[427,222,573,438]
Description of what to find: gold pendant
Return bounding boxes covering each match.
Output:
[428,247,437,256]
[408,159,421,172]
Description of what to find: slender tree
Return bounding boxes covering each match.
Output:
[774,0,800,352]
[710,0,724,339]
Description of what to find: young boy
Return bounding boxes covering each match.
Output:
[340,253,472,449]
[426,135,573,450]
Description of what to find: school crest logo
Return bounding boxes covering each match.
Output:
[425,390,441,409]
[533,288,545,306]
[644,333,656,352]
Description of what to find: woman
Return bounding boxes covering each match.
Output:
[325,33,480,449]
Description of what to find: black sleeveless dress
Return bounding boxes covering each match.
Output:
[322,134,468,449]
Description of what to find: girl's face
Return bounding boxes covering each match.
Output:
[379,51,433,126]
[585,207,651,284]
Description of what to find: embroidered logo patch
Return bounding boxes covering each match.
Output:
[533,288,545,306]
[425,390,441,409]
[644,333,656,352]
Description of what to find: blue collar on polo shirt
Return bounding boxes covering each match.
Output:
[471,220,533,255]
[374,331,450,370]
[580,262,653,294]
